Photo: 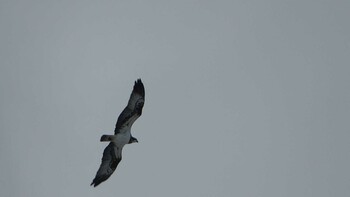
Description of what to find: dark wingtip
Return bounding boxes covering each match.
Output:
[90,180,100,187]
[133,78,145,97]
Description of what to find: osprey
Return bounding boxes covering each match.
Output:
[91,79,145,187]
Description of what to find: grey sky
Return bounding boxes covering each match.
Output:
[1,0,349,196]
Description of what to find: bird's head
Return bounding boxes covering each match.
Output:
[128,136,138,144]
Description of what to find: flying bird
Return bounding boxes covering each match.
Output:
[91,79,145,187]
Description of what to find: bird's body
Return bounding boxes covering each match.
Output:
[105,129,130,158]
[91,79,145,187]
[114,129,131,148]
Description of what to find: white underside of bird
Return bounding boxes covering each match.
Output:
[102,128,131,158]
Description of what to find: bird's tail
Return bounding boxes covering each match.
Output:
[100,135,114,142]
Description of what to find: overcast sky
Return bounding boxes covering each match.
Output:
[1,0,349,196]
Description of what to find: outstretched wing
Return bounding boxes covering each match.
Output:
[91,143,122,187]
[115,79,145,134]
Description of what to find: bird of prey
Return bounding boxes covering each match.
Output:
[91,79,145,187]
